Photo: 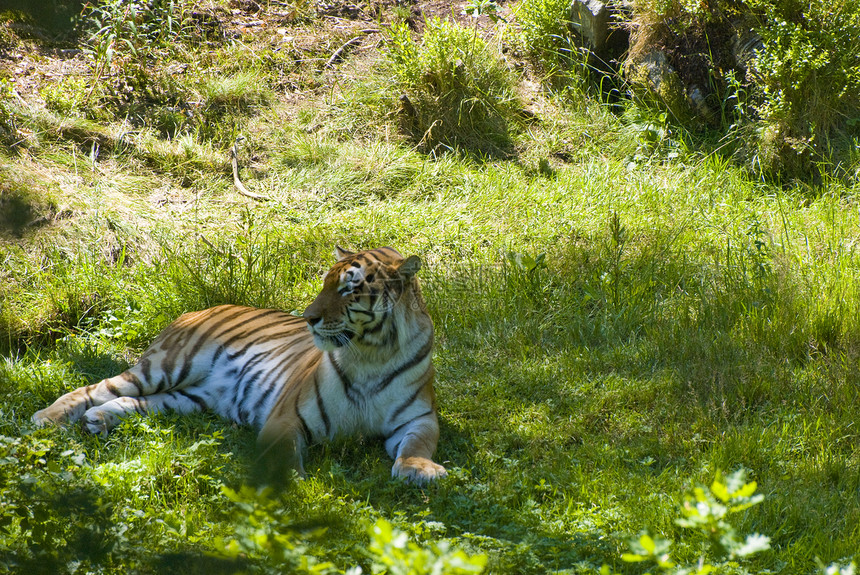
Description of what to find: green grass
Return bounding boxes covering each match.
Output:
[1,2,860,574]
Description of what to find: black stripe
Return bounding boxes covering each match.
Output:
[162,308,249,376]
[203,307,267,340]
[142,358,167,394]
[330,354,362,405]
[384,409,433,440]
[175,355,193,386]
[260,346,307,383]
[232,352,275,414]
[348,307,376,320]
[375,247,398,258]
[314,374,331,436]
[245,346,311,409]
[389,383,427,425]
[236,372,265,423]
[180,320,220,367]
[123,372,145,394]
[296,404,312,442]
[213,310,291,361]
[235,370,265,421]
[176,390,208,410]
[384,319,399,347]
[163,365,174,391]
[251,380,278,415]
[372,336,433,394]
[225,337,268,362]
[361,315,386,335]
[105,381,121,396]
[224,321,304,362]
[235,350,273,381]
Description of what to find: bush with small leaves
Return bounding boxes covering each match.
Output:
[603,469,771,575]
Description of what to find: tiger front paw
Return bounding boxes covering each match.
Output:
[392,456,447,484]
[82,408,120,436]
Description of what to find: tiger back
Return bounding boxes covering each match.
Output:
[32,247,446,484]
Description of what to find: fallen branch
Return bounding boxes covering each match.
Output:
[198,234,231,257]
[230,138,269,201]
[325,29,381,68]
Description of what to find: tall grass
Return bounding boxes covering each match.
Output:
[4,155,860,570]
[515,0,582,75]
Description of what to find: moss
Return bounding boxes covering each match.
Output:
[625,49,696,124]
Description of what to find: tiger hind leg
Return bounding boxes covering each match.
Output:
[32,362,169,428]
[81,392,206,435]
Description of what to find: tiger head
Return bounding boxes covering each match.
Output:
[303,247,428,352]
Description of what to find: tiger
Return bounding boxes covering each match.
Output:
[32,246,447,485]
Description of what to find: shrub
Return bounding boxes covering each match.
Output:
[0,435,118,574]
[604,469,771,575]
[515,0,580,72]
[382,19,521,157]
[216,486,488,574]
[747,0,860,180]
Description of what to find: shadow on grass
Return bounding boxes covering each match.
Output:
[155,553,249,575]
[1,0,84,39]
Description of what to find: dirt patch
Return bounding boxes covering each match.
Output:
[0,0,506,112]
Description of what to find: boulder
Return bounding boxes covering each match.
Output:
[624,50,695,123]
[569,0,629,70]
[570,0,610,53]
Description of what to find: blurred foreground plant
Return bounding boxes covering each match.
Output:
[603,469,770,575]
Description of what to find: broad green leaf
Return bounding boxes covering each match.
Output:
[640,534,656,554]
[734,533,771,557]
[731,481,757,499]
[621,553,648,563]
[711,479,730,503]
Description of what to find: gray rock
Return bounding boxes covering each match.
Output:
[639,50,672,92]
[625,50,695,122]
[570,0,610,53]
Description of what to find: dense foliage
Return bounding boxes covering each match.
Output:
[517,0,860,181]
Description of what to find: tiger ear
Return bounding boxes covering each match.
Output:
[396,255,422,278]
[335,246,355,261]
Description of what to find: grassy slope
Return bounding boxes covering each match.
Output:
[1,1,860,573]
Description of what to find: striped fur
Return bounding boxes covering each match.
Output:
[33,247,446,484]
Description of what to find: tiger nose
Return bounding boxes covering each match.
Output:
[303,301,322,325]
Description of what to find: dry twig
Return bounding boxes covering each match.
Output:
[230,138,270,201]
[325,29,381,68]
